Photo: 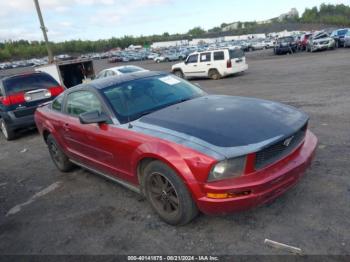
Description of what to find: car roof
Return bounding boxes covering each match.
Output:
[0,71,48,82]
[84,71,168,90]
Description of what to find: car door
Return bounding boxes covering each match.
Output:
[229,49,246,73]
[198,52,212,77]
[182,54,199,77]
[213,51,226,75]
[62,89,135,182]
[61,90,112,165]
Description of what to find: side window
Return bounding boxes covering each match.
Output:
[96,70,106,79]
[66,91,102,117]
[105,70,115,77]
[229,49,244,59]
[52,94,64,112]
[187,54,198,64]
[214,51,225,61]
[200,52,211,62]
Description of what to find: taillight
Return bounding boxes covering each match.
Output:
[227,59,232,68]
[0,96,11,106]
[0,93,25,106]
[48,86,64,96]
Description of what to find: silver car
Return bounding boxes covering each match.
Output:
[344,31,350,47]
[307,31,335,52]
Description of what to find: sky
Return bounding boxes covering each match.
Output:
[0,0,348,42]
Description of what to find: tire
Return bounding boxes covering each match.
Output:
[173,70,184,79]
[47,134,74,172]
[142,161,198,225]
[208,69,221,80]
[0,119,15,141]
[165,58,170,62]
[156,60,160,63]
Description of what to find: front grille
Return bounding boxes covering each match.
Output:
[255,124,307,170]
[13,107,36,118]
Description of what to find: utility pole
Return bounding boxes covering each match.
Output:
[33,0,54,63]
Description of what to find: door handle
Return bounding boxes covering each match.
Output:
[193,65,197,67]
[207,64,211,66]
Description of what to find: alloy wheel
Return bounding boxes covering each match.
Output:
[147,172,180,217]
[48,140,63,166]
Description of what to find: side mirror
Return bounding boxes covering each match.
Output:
[79,110,110,124]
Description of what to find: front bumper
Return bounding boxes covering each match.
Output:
[196,130,318,215]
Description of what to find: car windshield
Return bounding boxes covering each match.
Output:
[102,74,205,123]
[3,73,59,95]
[338,29,348,35]
[278,37,293,43]
[118,67,143,74]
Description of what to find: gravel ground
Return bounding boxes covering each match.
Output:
[0,49,349,255]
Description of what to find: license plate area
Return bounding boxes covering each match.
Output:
[24,89,51,102]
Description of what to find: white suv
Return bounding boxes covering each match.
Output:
[171,48,248,80]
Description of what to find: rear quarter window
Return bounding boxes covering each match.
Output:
[214,51,225,61]
[3,73,59,95]
[229,49,244,59]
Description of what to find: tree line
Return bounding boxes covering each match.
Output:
[1,3,350,62]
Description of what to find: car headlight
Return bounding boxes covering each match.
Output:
[208,156,246,182]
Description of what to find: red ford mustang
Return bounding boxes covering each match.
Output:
[35,71,317,225]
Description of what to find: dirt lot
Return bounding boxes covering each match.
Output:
[0,49,349,255]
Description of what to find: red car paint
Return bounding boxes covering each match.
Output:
[35,104,317,215]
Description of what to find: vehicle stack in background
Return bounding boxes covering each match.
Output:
[1,28,349,71]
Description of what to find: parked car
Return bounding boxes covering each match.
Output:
[172,48,248,80]
[307,31,335,52]
[251,40,266,51]
[344,31,350,47]
[0,72,64,140]
[154,53,183,63]
[147,53,160,60]
[108,56,123,63]
[35,71,317,225]
[274,36,298,55]
[239,41,253,52]
[298,33,312,51]
[331,28,350,48]
[264,39,276,49]
[95,66,148,79]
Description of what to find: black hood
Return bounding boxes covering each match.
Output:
[139,95,308,148]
